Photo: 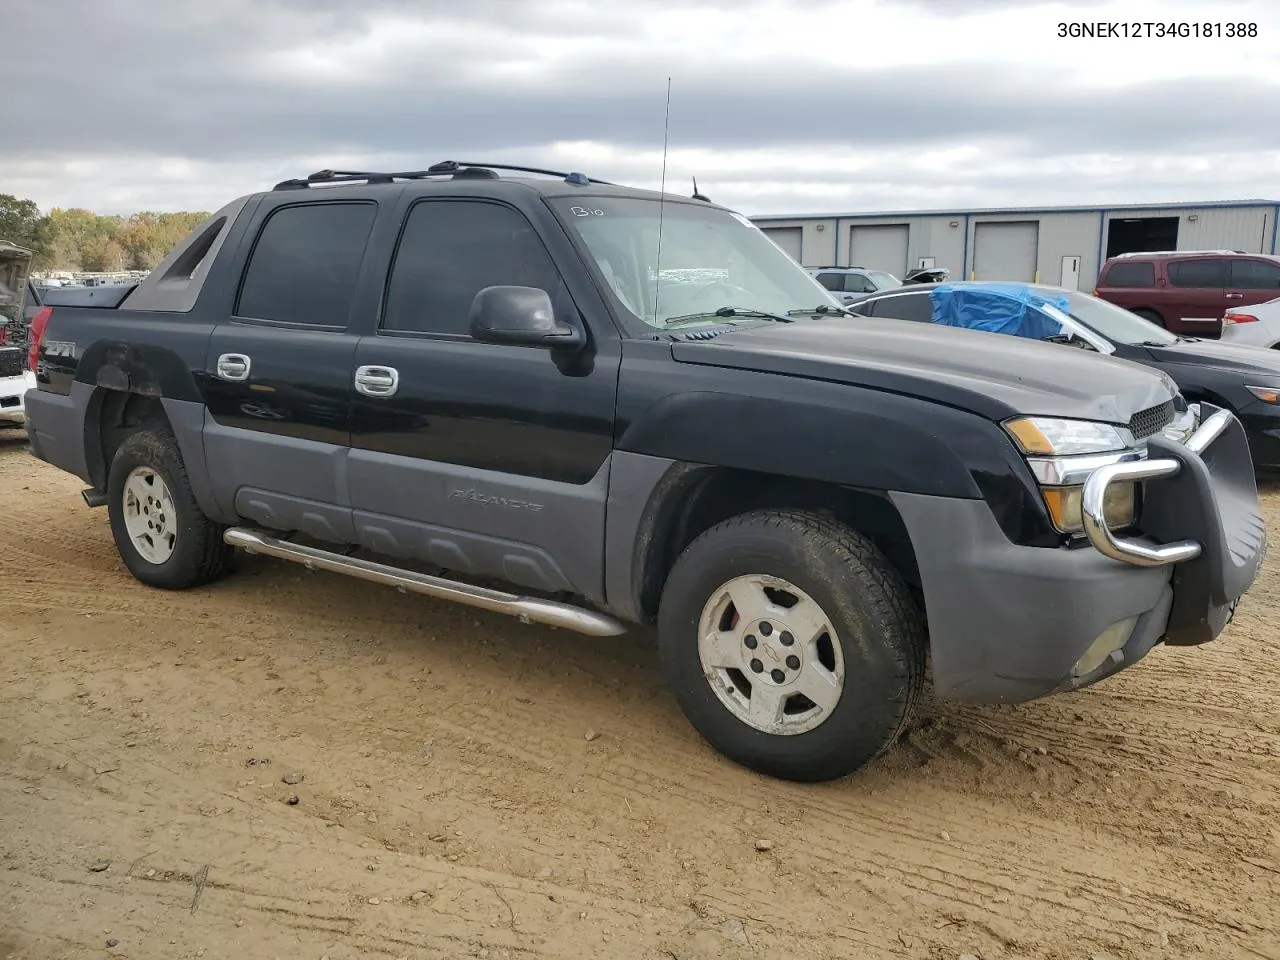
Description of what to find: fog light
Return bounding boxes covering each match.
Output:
[1043,481,1136,535]
[1073,617,1138,677]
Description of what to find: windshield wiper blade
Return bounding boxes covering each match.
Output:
[663,306,793,328]
[787,304,852,317]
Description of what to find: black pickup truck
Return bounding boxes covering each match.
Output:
[23,162,1267,782]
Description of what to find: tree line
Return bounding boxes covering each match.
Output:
[1,193,209,273]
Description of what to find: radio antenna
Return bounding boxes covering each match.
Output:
[653,76,672,325]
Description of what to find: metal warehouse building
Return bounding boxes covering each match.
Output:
[752,200,1280,291]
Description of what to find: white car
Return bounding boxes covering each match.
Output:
[0,346,34,427]
[1221,296,1280,349]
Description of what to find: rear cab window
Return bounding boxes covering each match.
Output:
[235,201,378,329]
[1102,260,1156,287]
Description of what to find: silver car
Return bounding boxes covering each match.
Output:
[809,267,901,305]
[1221,296,1280,349]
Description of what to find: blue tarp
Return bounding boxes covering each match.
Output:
[929,283,1069,341]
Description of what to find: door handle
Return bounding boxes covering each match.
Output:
[216,353,251,381]
[355,365,399,397]
[1225,293,1244,299]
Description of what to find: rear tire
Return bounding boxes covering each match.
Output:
[1134,309,1165,327]
[106,427,232,589]
[656,509,925,782]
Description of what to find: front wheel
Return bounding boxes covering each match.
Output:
[106,427,233,589]
[657,509,925,782]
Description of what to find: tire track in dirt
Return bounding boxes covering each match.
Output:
[3,444,1280,959]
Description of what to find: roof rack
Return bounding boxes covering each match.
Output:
[1112,249,1248,258]
[272,160,614,191]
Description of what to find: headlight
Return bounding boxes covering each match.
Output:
[1003,416,1140,536]
[1003,417,1128,456]
[1041,481,1137,535]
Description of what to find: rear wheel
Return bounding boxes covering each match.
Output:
[106,427,232,589]
[657,509,925,782]
[1133,309,1165,327]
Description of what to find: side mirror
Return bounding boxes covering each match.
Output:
[469,285,584,349]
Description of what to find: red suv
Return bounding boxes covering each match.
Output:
[1094,250,1280,336]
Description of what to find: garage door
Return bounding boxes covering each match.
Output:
[761,227,803,262]
[973,221,1039,281]
[848,224,909,279]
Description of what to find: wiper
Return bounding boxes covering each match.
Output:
[662,306,794,328]
[786,304,852,317]
[1046,334,1098,350]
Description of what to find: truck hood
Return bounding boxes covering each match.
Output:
[670,317,1179,423]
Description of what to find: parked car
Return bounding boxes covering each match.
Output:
[846,281,1280,471]
[22,161,1265,782]
[1221,295,1280,349]
[903,266,950,284]
[0,241,36,426]
[1094,250,1280,336]
[808,266,901,304]
[0,344,33,428]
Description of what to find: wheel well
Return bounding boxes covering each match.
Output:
[637,467,921,622]
[1180,387,1234,413]
[85,390,171,491]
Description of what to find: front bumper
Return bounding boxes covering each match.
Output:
[890,404,1266,703]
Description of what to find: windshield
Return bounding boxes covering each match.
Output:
[550,197,841,328]
[1059,289,1178,346]
[867,271,901,288]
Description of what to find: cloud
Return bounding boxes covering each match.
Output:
[3,0,1278,215]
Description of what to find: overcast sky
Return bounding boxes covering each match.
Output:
[5,0,1278,216]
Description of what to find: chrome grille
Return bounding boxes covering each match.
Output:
[1128,399,1175,441]
[0,347,22,379]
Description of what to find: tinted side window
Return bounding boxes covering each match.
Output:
[384,200,563,336]
[236,202,377,328]
[1167,258,1226,288]
[815,272,842,291]
[845,274,875,293]
[1229,258,1280,289]
[869,293,933,323]
[1103,260,1156,287]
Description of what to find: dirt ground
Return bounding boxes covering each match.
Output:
[0,431,1277,960]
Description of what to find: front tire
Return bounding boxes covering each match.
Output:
[657,509,925,782]
[106,427,232,589]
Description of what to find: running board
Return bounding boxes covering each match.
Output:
[222,527,629,638]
